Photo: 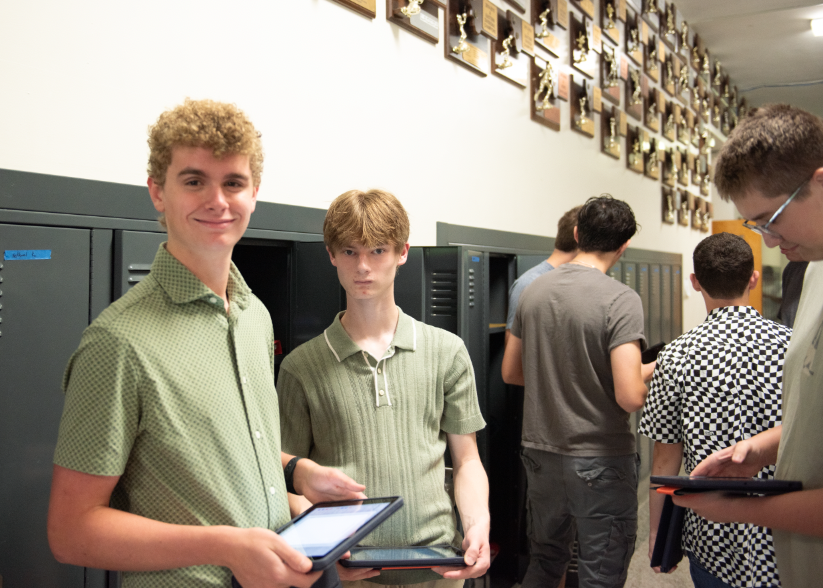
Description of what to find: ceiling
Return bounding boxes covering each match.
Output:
[674,0,823,117]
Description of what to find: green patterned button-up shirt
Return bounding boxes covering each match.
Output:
[54,244,289,587]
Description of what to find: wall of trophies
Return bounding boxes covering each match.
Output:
[328,0,749,233]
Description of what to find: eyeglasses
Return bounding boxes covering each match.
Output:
[742,180,806,238]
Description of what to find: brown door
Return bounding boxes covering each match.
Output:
[712,220,763,314]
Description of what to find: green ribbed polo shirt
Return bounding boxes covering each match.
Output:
[277,308,486,585]
[54,244,290,588]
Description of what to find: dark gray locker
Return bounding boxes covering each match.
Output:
[515,254,547,278]
[623,262,637,292]
[291,242,344,350]
[113,230,166,299]
[662,265,673,344]
[0,223,90,587]
[649,264,662,345]
[638,264,650,340]
[608,261,622,282]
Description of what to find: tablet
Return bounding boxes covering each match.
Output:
[276,496,403,570]
[651,475,802,496]
[339,545,467,569]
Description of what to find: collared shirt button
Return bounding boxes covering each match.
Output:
[255,430,262,439]
[241,376,248,385]
[379,390,385,396]
[377,368,382,374]
[269,486,276,495]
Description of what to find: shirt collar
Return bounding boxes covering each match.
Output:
[706,305,760,321]
[150,243,251,310]
[324,306,417,363]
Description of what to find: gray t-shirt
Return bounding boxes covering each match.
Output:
[506,260,554,329]
[512,264,646,456]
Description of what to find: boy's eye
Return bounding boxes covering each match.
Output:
[374,248,385,254]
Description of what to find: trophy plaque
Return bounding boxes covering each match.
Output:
[702,202,713,232]
[571,0,595,20]
[570,14,597,79]
[700,49,711,82]
[641,0,660,33]
[601,0,620,45]
[329,0,377,18]
[445,0,494,76]
[626,66,644,121]
[701,162,712,196]
[644,136,661,180]
[533,0,562,55]
[678,191,692,226]
[662,186,676,224]
[492,9,535,87]
[678,17,689,58]
[712,59,723,94]
[721,107,731,136]
[677,147,689,186]
[627,124,645,173]
[662,147,677,187]
[662,2,677,50]
[692,153,705,187]
[690,33,702,72]
[601,44,621,104]
[388,0,440,43]
[678,106,691,145]
[676,59,689,104]
[571,76,596,137]
[531,56,562,130]
[644,33,659,82]
[662,54,677,96]
[625,9,643,66]
[602,104,622,159]
[504,0,527,13]
[644,87,660,133]
[663,99,676,141]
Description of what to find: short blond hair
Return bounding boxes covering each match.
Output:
[324,189,410,254]
[147,98,263,187]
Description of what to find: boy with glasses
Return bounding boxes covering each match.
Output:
[672,104,823,588]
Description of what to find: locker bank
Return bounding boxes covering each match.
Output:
[0,169,680,587]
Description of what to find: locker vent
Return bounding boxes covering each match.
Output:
[430,271,457,317]
[127,263,152,288]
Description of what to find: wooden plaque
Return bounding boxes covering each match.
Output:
[662,100,676,141]
[530,57,561,130]
[662,148,676,187]
[663,55,676,95]
[593,85,602,112]
[626,66,644,121]
[557,70,570,100]
[678,190,692,226]
[662,186,676,224]
[388,0,440,43]
[572,0,595,19]
[533,0,562,55]
[645,136,661,180]
[645,34,659,82]
[601,105,622,159]
[625,9,643,65]
[329,0,376,18]
[445,0,491,76]
[492,8,529,87]
[678,105,690,145]
[601,0,620,45]
[627,124,645,173]
[592,23,603,54]
[677,148,689,186]
[556,0,569,29]
[466,0,499,38]
[662,2,677,50]
[645,88,660,133]
[618,0,627,21]
[620,54,629,80]
[641,0,660,33]
[601,45,621,105]
[571,76,596,137]
[619,109,628,136]
[570,14,597,79]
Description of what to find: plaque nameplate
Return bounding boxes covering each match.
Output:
[574,0,595,19]
[330,0,377,18]
[482,0,498,37]
[618,0,627,21]
[557,71,570,100]
[592,24,603,53]
[619,109,628,135]
[556,0,569,28]
[522,21,535,54]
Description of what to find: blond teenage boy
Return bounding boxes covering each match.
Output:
[48,99,365,588]
[277,189,491,588]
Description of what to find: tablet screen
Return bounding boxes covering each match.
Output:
[279,500,393,557]
[349,546,461,561]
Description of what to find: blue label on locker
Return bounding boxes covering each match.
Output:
[471,256,480,262]
[4,250,52,260]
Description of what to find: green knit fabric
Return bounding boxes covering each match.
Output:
[54,244,290,588]
[278,308,485,585]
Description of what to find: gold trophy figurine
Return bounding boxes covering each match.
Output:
[631,70,643,105]
[497,35,514,70]
[534,60,555,111]
[701,171,711,193]
[680,197,689,224]
[629,138,642,166]
[605,2,616,30]
[666,9,676,36]
[577,95,589,128]
[605,117,619,153]
[452,13,469,54]
[645,0,658,14]
[665,193,676,222]
[606,51,620,87]
[713,105,721,125]
[679,65,689,89]
[628,27,640,54]
[692,47,700,69]
[666,59,673,85]
[701,97,709,119]
[401,0,423,17]
[648,101,658,125]
[714,60,722,86]
[574,31,588,63]
[694,207,704,228]
[681,158,689,181]
[649,46,659,72]
[702,54,710,74]
[681,21,689,48]
[648,147,659,174]
[537,7,552,38]
[671,158,680,185]
[724,84,730,99]
[702,210,711,232]
[665,113,675,136]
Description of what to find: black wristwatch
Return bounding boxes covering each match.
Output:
[284,456,303,494]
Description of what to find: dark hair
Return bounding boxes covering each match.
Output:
[693,233,753,299]
[576,195,638,253]
[555,206,582,252]
[714,104,823,202]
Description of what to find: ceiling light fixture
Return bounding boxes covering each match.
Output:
[812,18,823,37]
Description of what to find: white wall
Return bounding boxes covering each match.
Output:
[0,0,722,331]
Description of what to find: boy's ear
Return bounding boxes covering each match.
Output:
[748,270,760,291]
[689,273,702,293]
[327,246,337,267]
[397,243,410,267]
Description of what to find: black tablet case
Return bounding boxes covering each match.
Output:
[650,495,685,573]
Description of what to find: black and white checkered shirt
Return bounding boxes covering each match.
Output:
[639,306,792,588]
